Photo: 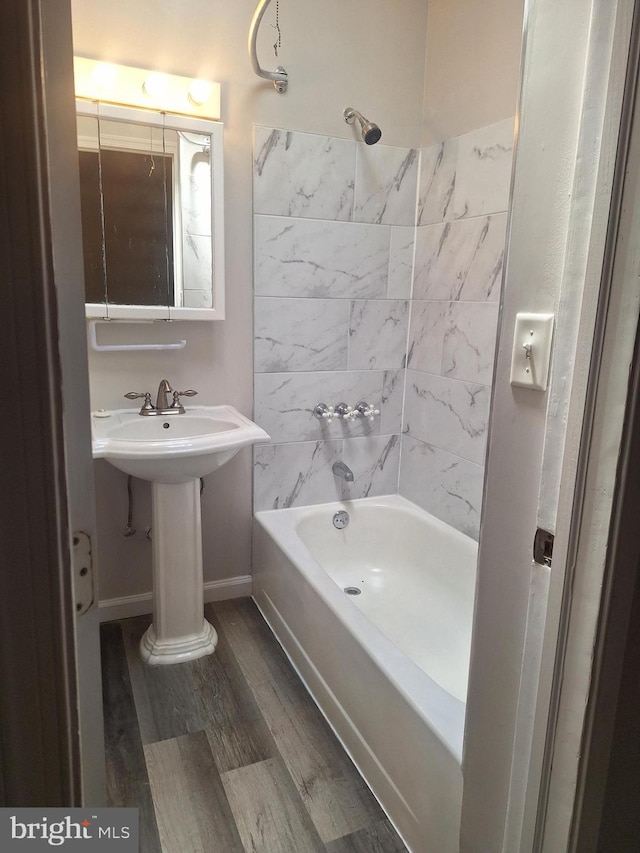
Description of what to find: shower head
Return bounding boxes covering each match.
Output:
[344,107,382,145]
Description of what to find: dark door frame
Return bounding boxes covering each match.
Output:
[0,0,81,806]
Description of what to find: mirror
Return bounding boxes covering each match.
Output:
[76,102,225,320]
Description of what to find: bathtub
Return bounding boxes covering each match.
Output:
[252,494,478,853]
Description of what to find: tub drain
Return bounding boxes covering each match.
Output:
[344,586,362,596]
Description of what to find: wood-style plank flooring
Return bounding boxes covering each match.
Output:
[101,598,408,853]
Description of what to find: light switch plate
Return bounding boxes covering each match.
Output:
[510,312,554,390]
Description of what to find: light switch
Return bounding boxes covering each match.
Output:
[510,312,554,390]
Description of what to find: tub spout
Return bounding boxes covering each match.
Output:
[333,461,354,482]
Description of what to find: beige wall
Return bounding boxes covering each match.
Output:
[422,0,524,145]
[71,0,430,600]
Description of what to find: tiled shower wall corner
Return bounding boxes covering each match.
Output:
[252,126,417,510]
[400,117,514,538]
[252,119,514,537]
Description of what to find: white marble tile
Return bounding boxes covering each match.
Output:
[413,214,506,302]
[339,435,400,499]
[253,127,355,220]
[418,139,458,226]
[452,118,514,219]
[254,297,349,373]
[348,300,409,370]
[254,371,386,443]
[442,301,500,386]
[253,440,343,511]
[254,216,390,299]
[380,369,405,436]
[182,234,212,291]
[353,145,419,226]
[403,370,490,464]
[388,226,415,298]
[406,301,447,374]
[182,289,212,308]
[399,436,484,539]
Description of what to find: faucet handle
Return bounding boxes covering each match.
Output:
[314,403,338,423]
[124,391,153,410]
[335,402,356,420]
[169,389,198,411]
[355,401,380,422]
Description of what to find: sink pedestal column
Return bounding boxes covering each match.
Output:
[140,479,218,665]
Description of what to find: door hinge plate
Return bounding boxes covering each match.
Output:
[534,527,554,567]
[73,531,94,615]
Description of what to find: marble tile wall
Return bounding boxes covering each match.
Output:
[400,117,514,539]
[253,126,415,510]
[252,118,513,533]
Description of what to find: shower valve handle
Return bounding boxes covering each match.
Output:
[314,403,338,423]
[356,401,380,422]
[335,402,355,420]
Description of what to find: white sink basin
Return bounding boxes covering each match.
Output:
[92,404,270,483]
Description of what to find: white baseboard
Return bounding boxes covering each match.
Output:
[98,575,253,623]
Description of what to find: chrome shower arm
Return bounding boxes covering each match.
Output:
[249,0,288,93]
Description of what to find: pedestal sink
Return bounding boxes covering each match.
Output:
[92,405,270,665]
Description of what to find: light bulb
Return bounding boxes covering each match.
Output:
[188,80,212,106]
[91,62,117,91]
[142,72,169,102]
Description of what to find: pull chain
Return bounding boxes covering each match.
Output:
[273,0,282,58]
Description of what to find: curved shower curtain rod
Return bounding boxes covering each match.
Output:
[249,0,288,93]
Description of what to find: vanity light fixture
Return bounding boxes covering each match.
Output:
[142,71,169,103]
[74,57,221,120]
[91,62,117,91]
[188,80,213,106]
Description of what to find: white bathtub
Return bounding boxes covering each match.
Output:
[252,494,478,852]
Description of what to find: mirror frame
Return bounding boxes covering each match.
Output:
[76,100,225,321]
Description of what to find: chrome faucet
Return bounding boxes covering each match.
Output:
[332,461,354,482]
[125,379,198,416]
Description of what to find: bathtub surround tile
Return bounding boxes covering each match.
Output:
[255,297,349,373]
[254,216,390,299]
[407,301,446,374]
[399,436,484,540]
[340,435,400,499]
[442,301,500,386]
[379,369,405,436]
[387,226,415,298]
[251,119,512,539]
[348,300,410,371]
[417,139,458,226]
[452,118,514,219]
[253,435,400,511]
[253,127,355,220]
[254,371,389,443]
[404,370,490,465]
[254,440,343,510]
[353,145,419,226]
[221,758,325,853]
[413,214,506,303]
[144,732,246,853]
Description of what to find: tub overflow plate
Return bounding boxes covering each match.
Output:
[333,510,349,529]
